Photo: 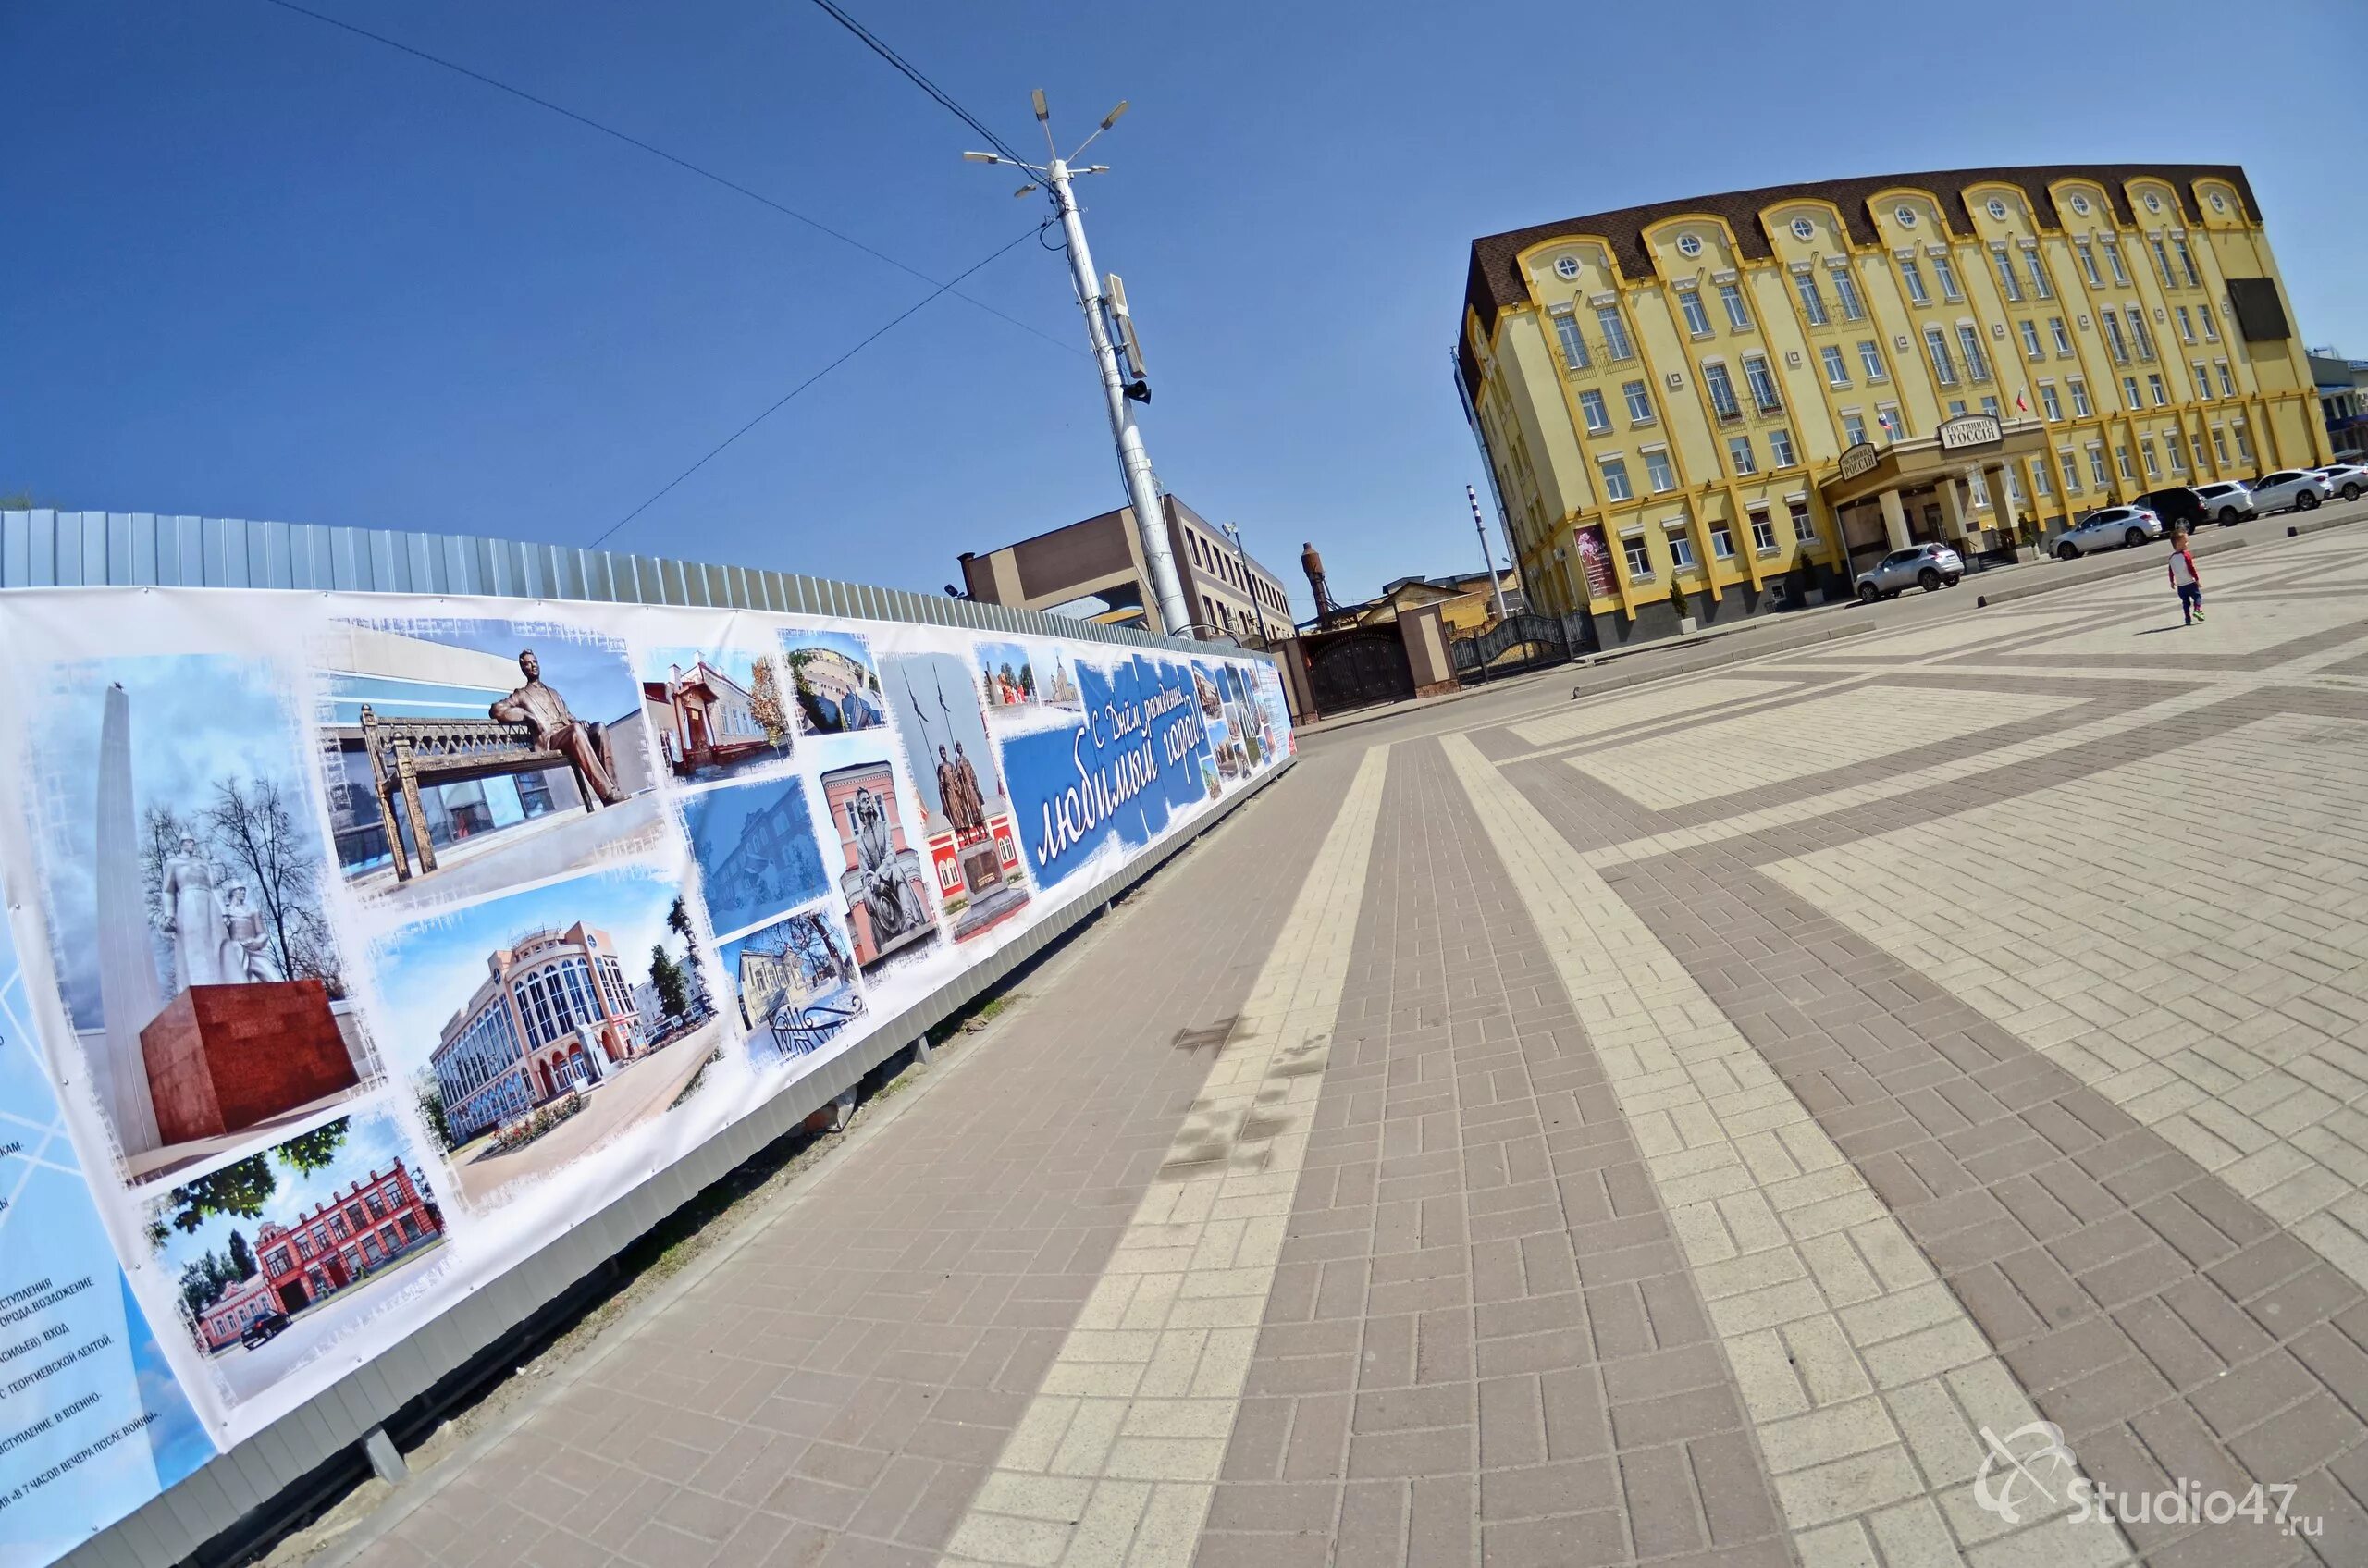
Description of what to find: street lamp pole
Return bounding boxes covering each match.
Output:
[966,95,1193,641]
[1470,485,1511,623]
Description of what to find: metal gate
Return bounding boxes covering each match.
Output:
[1451,612,1572,678]
[1305,629,1414,714]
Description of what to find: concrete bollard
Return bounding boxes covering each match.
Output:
[364,1427,408,1486]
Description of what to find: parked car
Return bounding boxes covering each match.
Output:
[1854,542,1963,601]
[2312,463,2368,502]
[2134,486,2208,530]
[2055,506,2164,560]
[240,1311,290,1349]
[2191,480,2256,525]
[2250,470,2333,512]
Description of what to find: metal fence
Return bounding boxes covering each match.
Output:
[1,510,1289,1568]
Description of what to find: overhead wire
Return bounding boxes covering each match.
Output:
[252,0,1079,358]
[588,219,1051,551]
[802,0,1034,171]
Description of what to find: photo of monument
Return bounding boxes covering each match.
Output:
[816,759,938,974]
[23,655,376,1184]
[370,863,723,1210]
[148,1110,450,1406]
[719,905,865,1065]
[881,651,1030,944]
[779,629,886,737]
[678,774,832,941]
[637,644,794,784]
[312,618,662,910]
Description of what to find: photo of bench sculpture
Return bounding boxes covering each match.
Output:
[359,705,619,882]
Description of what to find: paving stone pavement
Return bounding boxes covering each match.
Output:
[336,525,2368,1567]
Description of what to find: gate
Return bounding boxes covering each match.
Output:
[1304,629,1414,715]
[1451,612,1572,679]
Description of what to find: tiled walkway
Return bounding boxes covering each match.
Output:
[343,527,2368,1567]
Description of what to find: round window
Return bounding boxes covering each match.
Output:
[2144,192,2163,213]
[1554,255,1580,280]
[2210,192,2227,213]
[2069,193,2091,216]
[1985,198,2007,220]
[1894,205,1918,228]
[1676,234,1703,257]
[1791,216,1816,241]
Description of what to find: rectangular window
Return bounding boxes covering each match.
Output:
[1678,288,1712,336]
[1551,313,1590,371]
[1622,379,1655,424]
[2126,306,2154,361]
[2102,312,2129,364]
[2061,450,2082,491]
[1644,448,1675,491]
[2150,237,2175,286]
[2193,361,2213,399]
[2201,304,2218,341]
[1992,250,2022,302]
[2069,377,2092,417]
[1877,403,1903,441]
[1957,324,1991,381]
[1597,306,1634,361]
[1743,353,1782,412]
[2076,241,2102,287]
[2031,455,2053,496]
[1622,534,1651,579]
[2176,306,2195,342]
[2039,383,2063,421]
[1666,528,1696,570]
[1769,426,1796,466]
[1719,282,1751,329]
[1858,339,1888,380]
[2026,251,2054,300]
[2018,319,2043,360]
[2213,427,2230,464]
[1728,435,1757,475]
[1899,257,1930,304]
[1703,361,1740,419]
[2089,445,2110,486]
[2166,435,2185,472]
[2141,438,2160,477]
[1789,499,1819,542]
[1599,456,1632,501]
[1832,268,1865,320]
[2191,434,2209,470]
[2122,376,2141,411]
[2102,238,2128,284]
[1932,253,1962,301]
[2216,361,2235,398]
[2115,444,2135,481]
[1708,521,1735,560]
[2235,426,2253,463]
[1578,389,1611,434]
[2147,373,2166,406]
[1750,510,1778,552]
[1842,412,1867,446]
[2174,236,2201,288]
[1980,395,2000,419]
[1948,399,1967,417]
[1924,326,1958,386]
[2049,315,2073,355]
[1794,272,1828,326]
[1820,344,1851,387]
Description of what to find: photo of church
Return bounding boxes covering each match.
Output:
[21,653,377,1185]
[881,650,1030,943]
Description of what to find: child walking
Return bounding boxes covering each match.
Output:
[2168,530,2204,625]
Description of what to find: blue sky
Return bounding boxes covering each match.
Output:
[640,642,770,695]
[4,1,2361,615]
[370,618,637,717]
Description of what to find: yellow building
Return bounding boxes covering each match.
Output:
[1458,164,2327,646]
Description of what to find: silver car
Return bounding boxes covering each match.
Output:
[2191,480,2255,525]
[1854,542,1964,601]
[2054,506,2164,560]
[2251,469,2333,512]
[2312,463,2368,503]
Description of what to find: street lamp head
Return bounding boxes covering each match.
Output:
[962,151,1002,164]
[1013,183,1039,199]
[1100,99,1129,130]
[1031,88,1049,121]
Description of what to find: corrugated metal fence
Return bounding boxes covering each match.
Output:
[0,510,1286,1568]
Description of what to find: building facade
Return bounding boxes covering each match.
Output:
[641,658,783,779]
[2312,351,2368,457]
[430,922,646,1142]
[958,495,1293,643]
[1460,164,2327,646]
[199,1163,446,1347]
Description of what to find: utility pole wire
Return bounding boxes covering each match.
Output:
[590,222,1048,550]
[804,0,1033,171]
[253,0,1080,359]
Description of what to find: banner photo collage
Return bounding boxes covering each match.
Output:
[0,587,1292,1564]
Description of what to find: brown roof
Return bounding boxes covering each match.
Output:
[1459,163,2259,396]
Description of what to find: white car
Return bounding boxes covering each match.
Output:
[2054,506,2164,560]
[2191,481,2255,525]
[2312,464,2368,503]
[2250,470,2333,512]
